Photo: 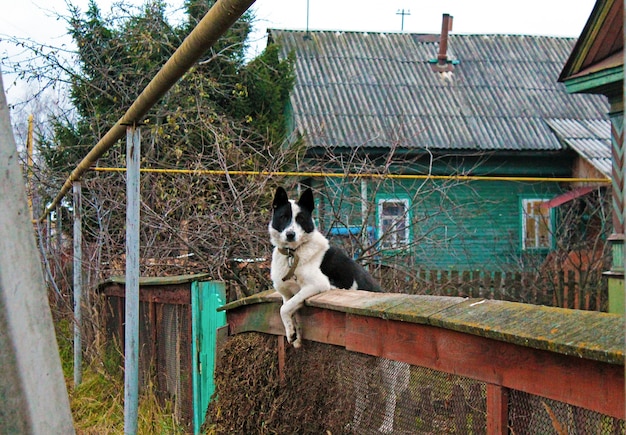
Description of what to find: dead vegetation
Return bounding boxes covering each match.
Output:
[204,333,357,434]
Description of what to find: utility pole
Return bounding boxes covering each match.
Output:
[396,9,410,32]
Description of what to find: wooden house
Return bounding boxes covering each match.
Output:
[558,0,624,312]
[268,24,610,273]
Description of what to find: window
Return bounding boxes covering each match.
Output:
[378,198,410,248]
[521,198,553,250]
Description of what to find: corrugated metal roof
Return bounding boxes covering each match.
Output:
[270,30,609,152]
[546,118,612,177]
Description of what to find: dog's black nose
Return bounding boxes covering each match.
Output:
[286,231,296,242]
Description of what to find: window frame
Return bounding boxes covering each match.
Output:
[376,196,411,249]
[520,197,554,251]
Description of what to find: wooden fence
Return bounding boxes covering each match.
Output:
[214,290,624,434]
[376,267,608,312]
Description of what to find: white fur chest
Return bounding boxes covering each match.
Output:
[270,231,330,290]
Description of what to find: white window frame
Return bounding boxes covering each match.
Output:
[377,198,410,249]
[521,198,553,250]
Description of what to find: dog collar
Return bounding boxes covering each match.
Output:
[278,247,299,281]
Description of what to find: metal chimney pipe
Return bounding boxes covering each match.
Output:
[437,13,453,66]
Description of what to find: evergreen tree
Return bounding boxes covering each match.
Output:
[41,0,294,173]
[34,0,296,279]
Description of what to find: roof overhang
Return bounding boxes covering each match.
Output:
[541,186,600,209]
[562,57,623,96]
[559,0,623,86]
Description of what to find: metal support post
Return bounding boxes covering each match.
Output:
[124,125,141,435]
[73,180,82,386]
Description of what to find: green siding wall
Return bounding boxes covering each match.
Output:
[316,176,564,271]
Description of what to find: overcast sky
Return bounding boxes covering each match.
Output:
[1,0,597,106]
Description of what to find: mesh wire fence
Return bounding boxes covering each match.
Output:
[510,390,625,435]
[348,356,486,434]
[207,332,624,434]
[104,296,193,428]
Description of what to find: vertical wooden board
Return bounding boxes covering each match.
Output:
[0,70,75,434]
[493,271,502,299]
[124,125,141,435]
[568,270,576,309]
[486,384,508,435]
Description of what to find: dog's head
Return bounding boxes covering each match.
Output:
[269,187,316,248]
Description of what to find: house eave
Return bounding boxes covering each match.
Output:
[562,64,623,96]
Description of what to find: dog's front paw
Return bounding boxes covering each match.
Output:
[285,326,302,348]
[280,304,303,348]
[286,329,298,344]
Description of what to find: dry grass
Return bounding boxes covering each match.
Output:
[56,319,186,434]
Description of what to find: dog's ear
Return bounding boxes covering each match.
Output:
[297,188,315,213]
[272,187,289,209]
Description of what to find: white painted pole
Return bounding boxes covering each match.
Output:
[73,181,82,386]
[124,125,141,435]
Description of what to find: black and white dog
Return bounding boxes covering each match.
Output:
[269,186,380,348]
[269,186,410,433]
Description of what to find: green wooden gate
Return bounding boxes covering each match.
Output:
[191,281,226,433]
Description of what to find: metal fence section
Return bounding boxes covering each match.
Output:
[349,356,487,434]
[212,290,624,434]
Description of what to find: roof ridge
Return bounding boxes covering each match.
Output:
[268,28,576,40]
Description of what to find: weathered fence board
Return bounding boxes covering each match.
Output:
[377,267,608,311]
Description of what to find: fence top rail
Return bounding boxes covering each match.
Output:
[97,273,212,289]
[220,290,624,365]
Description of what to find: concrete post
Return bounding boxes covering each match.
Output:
[0,69,75,433]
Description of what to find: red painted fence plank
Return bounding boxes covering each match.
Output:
[486,384,509,435]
